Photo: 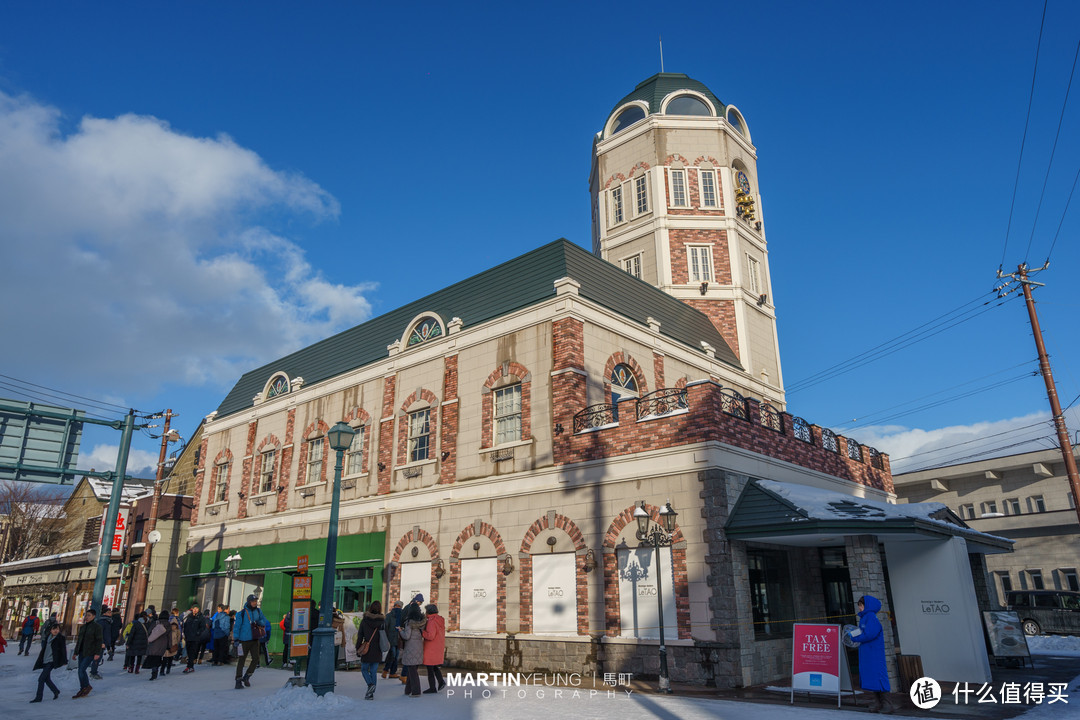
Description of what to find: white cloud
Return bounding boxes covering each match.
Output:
[845,406,1080,474]
[0,90,374,395]
[77,444,159,479]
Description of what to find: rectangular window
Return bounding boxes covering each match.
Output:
[981,500,998,516]
[305,438,323,485]
[346,426,366,476]
[1030,570,1045,590]
[1005,498,1021,515]
[688,245,713,283]
[212,462,229,503]
[259,450,276,494]
[999,573,1012,595]
[1063,570,1079,593]
[622,254,642,279]
[408,409,431,463]
[748,549,794,638]
[959,503,975,520]
[610,186,624,224]
[1029,495,1046,513]
[700,169,718,207]
[494,384,523,445]
[670,170,687,207]
[635,175,649,215]
[747,254,762,294]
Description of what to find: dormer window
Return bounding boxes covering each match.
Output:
[265,373,290,400]
[665,95,712,116]
[407,316,443,347]
[610,105,646,135]
[727,108,748,137]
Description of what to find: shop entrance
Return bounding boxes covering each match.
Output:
[820,548,859,680]
[334,566,374,613]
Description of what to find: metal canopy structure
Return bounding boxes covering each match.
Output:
[0,399,85,484]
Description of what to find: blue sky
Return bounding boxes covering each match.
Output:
[1,1,1079,480]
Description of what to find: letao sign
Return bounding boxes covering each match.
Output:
[791,623,852,707]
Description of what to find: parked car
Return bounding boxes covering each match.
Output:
[1006,590,1080,636]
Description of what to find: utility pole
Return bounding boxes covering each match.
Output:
[128,409,176,622]
[1000,264,1080,526]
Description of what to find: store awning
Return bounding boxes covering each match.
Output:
[725,479,1013,554]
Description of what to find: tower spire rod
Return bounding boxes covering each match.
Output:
[659,35,664,73]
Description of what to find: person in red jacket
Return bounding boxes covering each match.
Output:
[421,603,446,693]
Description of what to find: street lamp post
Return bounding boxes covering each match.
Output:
[224,553,241,608]
[634,499,678,694]
[306,422,356,697]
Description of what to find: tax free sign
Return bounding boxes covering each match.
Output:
[792,624,841,698]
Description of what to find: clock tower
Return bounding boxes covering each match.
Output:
[589,73,783,400]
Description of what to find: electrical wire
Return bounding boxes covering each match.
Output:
[894,433,1057,473]
[1025,34,1080,261]
[0,372,133,415]
[787,293,1013,394]
[1000,0,1048,271]
[0,380,126,424]
[887,420,1049,464]
[1045,164,1080,265]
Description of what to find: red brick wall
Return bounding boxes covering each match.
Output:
[276,409,296,512]
[683,297,740,361]
[440,356,459,484]
[377,376,396,495]
[237,421,258,520]
[669,228,732,285]
[190,435,211,526]
[390,528,441,605]
[552,318,586,462]
[653,352,665,389]
[480,361,533,449]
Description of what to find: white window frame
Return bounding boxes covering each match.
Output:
[621,254,642,279]
[699,169,718,208]
[259,450,276,494]
[304,438,323,485]
[669,169,688,207]
[408,408,431,463]
[688,245,714,283]
[494,384,523,446]
[345,426,366,476]
[610,186,624,225]
[212,462,230,503]
[634,174,649,215]
[746,254,762,294]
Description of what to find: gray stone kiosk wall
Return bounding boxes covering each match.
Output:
[845,534,900,689]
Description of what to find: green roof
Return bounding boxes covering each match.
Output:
[609,73,726,118]
[213,240,740,420]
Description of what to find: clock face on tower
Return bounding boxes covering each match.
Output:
[736,171,751,195]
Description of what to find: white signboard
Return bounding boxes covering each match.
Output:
[459,557,497,632]
[98,506,131,558]
[398,562,431,605]
[617,546,676,639]
[103,584,117,611]
[532,553,577,635]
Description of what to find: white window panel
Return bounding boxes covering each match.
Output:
[670,170,687,207]
[459,557,497,632]
[617,545,676,639]
[494,384,522,445]
[700,169,718,207]
[688,245,713,283]
[747,254,762,294]
[611,186,624,224]
[346,426,366,476]
[532,553,577,635]
[622,254,642,279]
[635,174,649,215]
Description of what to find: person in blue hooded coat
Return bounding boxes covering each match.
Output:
[847,595,895,714]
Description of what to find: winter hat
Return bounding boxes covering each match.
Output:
[412,593,424,604]
[247,594,258,603]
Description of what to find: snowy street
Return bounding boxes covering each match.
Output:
[0,637,1077,720]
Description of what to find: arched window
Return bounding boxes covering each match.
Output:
[407,316,443,347]
[665,95,712,117]
[610,363,639,420]
[265,374,289,399]
[727,108,747,136]
[610,105,646,135]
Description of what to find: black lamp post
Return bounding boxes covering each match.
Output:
[305,422,356,696]
[634,499,678,694]
[224,553,241,607]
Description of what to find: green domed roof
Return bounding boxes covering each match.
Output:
[609,72,725,118]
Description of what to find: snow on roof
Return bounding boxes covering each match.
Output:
[85,476,154,503]
[0,548,90,571]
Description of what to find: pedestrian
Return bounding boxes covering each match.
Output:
[39,612,58,649]
[382,600,402,679]
[126,611,149,674]
[18,609,39,655]
[279,612,291,669]
[182,604,210,673]
[846,595,895,714]
[163,613,181,675]
[90,606,112,679]
[30,621,67,702]
[421,603,446,693]
[211,604,231,665]
[0,630,7,655]
[72,608,104,698]
[356,601,385,700]
[259,614,272,666]
[233,594,268,689]
[144,611,170,680]
[398,597,427,698]
[108,606,124,660]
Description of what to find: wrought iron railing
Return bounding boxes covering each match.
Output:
[847,440,863,462]
[821,428,840,453]
[720,389,748,421]
[867,447,883,469]
[791,416,812,443]
[759,403,782,432]
[636,388,688,420]
[573,404,616,433]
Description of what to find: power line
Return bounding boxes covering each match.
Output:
[0,381,124,424]
[0,372,132,414]
[887,420,1050,465]
[1000,0,1048,271]
[1045,163,1080,264]
[1025,33,1080,261]
[894,432,1057,473]
[787,293,1013,394]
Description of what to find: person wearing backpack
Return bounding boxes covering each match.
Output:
[356,601,385,700]
[211,604,231,665]
[162,613,182,675]
[181,604,210,673]
[144,611,170,680]
[18,609,40,655]
[233,594,268,689]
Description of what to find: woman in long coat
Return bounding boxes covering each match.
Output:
[421,603,446,693]
[144,611,170,680]
[126,612,150,674]
[397,603,427,698]
[356,601,385,700]
[847,595,895,714]
[30,623,67,702]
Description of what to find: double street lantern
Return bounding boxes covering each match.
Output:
[634,500,678,694]
[305,421,357,696]
[224,553,242,579]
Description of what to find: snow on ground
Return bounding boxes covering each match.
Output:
[0,647,1078,720]
[1027,635,1080,657]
